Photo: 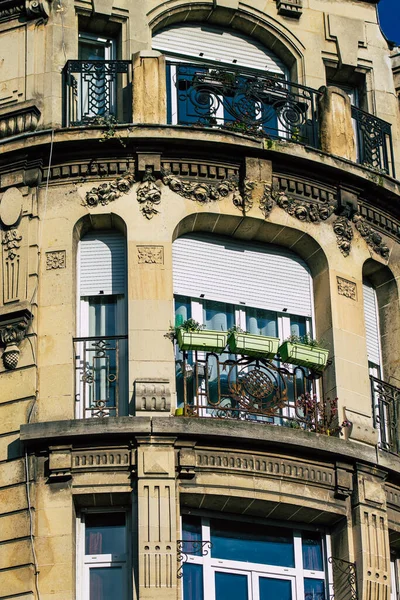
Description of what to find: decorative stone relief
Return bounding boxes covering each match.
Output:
[162,169,239,204]
[2,228,22,302]
[0,309,32,370]
[135,379,171,412]
[337,276,357,300]
[0,187,23,226]
[84,172,135,207]
[275,190,335,222]
[137,246,164,265]
[353,214,390,258]
[46,250,66,270]
[136,168,162,219]
[333,216,354,257]
[259,184,274,218]
[25,0,52,19]
[276,0,302,18]
[232,178,255,214]
[44,159,135,182]
[0,0,51,21]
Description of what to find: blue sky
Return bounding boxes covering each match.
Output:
[378,0,400,45]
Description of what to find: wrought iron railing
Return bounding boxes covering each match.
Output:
[177,540,212,578]
[371,376,400,455]
[328,557,358,600]
[166,61,321,147]
[352,106,396,178]
[176,352,339,434]
[74,335,128,418]
[64,60,133,126]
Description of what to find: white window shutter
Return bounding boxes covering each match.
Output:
[173,234,313,317]
[363,281,381,367]
[152,25,288,77]
[79,231,126,296]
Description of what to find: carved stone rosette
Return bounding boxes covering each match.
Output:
[84,172,135,207]
[137,168,162,219]
[0,309,32,370]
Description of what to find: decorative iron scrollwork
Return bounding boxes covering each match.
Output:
[352,106,395,178]
[328,556,358,600]
[177,540,212,578]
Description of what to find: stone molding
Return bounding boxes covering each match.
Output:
[48,444,135,480]
[0,307,33,370]
[276,0,302,19]
[0,103,41,140]
[161,160,239,182]
[386,484,400,512]
[135,379,171,412]
[43,158,135,183]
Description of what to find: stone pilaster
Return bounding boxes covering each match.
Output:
[137,436,177,600]
[352,464,390,600]
[318,86,356,162]
[133,51,167,125]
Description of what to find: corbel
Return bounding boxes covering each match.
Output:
[136,153,162,219]
[177,441,197,480]
[25,0,52,19]
[0,307,33,370]
[48,445,72,481]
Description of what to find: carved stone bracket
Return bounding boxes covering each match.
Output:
[84,172,135,207]
[137,168,162,219]
[0,308,32,370]
[276,0,302,19]
[25,0,52,19]
[0,0,51,22]
[162,169,240,204]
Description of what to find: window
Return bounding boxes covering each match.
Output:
[77,511,129,600]
[76,230,128,418]
[391,552,400,600]
[181,516,332,600]
[363,279,382,378]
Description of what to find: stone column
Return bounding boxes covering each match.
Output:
[137,436,177,600]
[318,86,356,162]
[133,51,167,125]
[352,464,390,600]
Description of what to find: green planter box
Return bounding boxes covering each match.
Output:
[278,341,329,371]
[228,332,279,359]
[177,329,228,353]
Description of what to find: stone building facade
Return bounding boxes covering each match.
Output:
[0,0,400,599]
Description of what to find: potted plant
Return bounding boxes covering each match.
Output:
[227,326,279,359]
[278,334,329,371]
[167,318,228,353]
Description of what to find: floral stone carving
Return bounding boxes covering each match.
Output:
[84,172,135,207]
[162,169,239,204]
[0,309,32,370]
[333,217,354,257]
[233,178,255,214]
[353,215,390,259]
[137,168,162,219]
[274,191,335,222]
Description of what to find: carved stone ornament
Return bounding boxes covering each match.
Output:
[46,250,66,270]
[276,0,302,19]
[259,184,274,218]
[25,0,52,19]
[353,214,390,259]
[0,104,41,140]
[137,246,164,264]
[274,191,335,222]
[0,1,24,21]
[136,168,162,219]
[233,178,255,214]
[162,169,240,204]
[333,217,354,257]
[2,228,22,260]
[337,277,357,301]
[84,172,135,207]
[0,308,32,370]
[0,0,52,21]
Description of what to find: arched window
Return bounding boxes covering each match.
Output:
[76,230,128,418]
[362,279,382,378]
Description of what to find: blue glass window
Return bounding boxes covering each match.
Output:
[215,572,248,600]
[182,516,202,556]
[259,577,292,600]
[302,532,324,571]
[183,564,204,600]
[210,520,294,567]
[85,513,125,555]
[304,578,326,600]
[246,307,278,337]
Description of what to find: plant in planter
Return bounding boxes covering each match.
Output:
[278,334,329,371]
[166,319,228,353]
[227,325,279,359]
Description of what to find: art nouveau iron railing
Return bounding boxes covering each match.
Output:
[166,61,321,148]
[74,335,128,418]
[371,375,400,455]
[64,60,133,126]
[328,557,358,600]
[352,106,396,178]
[176,352,339,434]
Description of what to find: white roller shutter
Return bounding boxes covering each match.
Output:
[173,234,313,317]
[152,25,287,76]
[363,281,381,367]
[79,231,126,296]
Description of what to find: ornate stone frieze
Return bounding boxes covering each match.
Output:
[0,104,41,140]
[358,201,400,243]
[162,168,239,204]
[137,168,162,219]
[353,214,390,258]
[259,184,274,218]
[46,250,66,270]
[337,277,357,300]
[0,0,24,21]
[0,0,52,20]
[2,228,22,302]
[135,379,171,412]
[232,178,255,214]
[333,216,354,257]
[84,172,135,207]
[137,246,164,264]
[273,174,337,206]
[276,0,302,18]
[43,158,135,182]
[161,160,239,181]
[275,190,335,222]
[72,447,132,471]
[0,308,32,370]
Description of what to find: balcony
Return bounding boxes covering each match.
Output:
[176,351,340,435]
[352,106,395,177]
[74,335,128,418]
[63,60,133,126]
[371,375,400,455]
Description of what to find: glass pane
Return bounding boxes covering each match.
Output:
[175,296,191,327]
[246,308,278,338]
[304,578,326,600]
[183,563,203,600]
[182,516,202,555]
[89,567,124,600]
[290,316,307,338]
[88,296,117,337]
[302,532,323,570]
[210,520,294,567]
[85,513,125,555]
[215,572,248,600]
[79,41,106,61]
[259,577,292,600]
[203,300,234,332]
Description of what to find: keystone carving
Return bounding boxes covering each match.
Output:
[0,309,32,370]
[233,178,255,214]
[276,0,302,19]
[333,217,354,257]
[162,169,239,204]
[136,168,162,219]
[84,172,135,207]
